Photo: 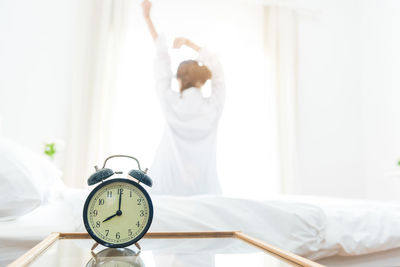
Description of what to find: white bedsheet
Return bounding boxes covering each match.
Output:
[275,195,400,260]
[317,247,400,267]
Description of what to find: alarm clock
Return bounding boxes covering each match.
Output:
[83,155,153,248]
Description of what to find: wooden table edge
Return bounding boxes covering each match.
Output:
[234,232,325,267]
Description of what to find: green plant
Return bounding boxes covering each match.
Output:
[44,143,56,159]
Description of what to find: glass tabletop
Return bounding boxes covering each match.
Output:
[27,234,303,267]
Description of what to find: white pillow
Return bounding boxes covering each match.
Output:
[0,137,63,221]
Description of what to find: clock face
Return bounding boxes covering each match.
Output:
[83,178,153,248]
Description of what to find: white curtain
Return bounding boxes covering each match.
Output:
[63,0,130,187]
[264,6,299,194]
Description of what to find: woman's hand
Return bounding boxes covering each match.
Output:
[142,0,158,41]
[173,37,187,49]
[141,0,152,19]
[174,37,201,52]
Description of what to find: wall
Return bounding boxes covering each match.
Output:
[296,0,365,198]
[360,0,400,200]
[296,0,400,200]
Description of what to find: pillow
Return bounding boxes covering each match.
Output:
[0,137,63,221]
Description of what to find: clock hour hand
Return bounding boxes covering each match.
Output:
[103,213,118,222]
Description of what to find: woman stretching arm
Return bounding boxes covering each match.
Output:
[141,0,225,196]
[141,0,158,41]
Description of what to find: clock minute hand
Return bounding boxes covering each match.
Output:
[118,189,122,211]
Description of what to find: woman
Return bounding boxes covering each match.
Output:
[142,0,225,195]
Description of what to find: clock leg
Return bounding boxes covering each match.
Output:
[135,242,142,251]
[91,242,99,252]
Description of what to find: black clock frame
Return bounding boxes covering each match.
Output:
[83,178,154,248]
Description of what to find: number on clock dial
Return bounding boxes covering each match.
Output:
[87,182,149,244]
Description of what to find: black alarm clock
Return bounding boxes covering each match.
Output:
[83,155,153,248]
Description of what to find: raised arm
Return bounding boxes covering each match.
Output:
[141,0,176,110]
[141,0,158,41]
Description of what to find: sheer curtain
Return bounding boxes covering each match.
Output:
[264,5,299,194]
[63,0,131,187]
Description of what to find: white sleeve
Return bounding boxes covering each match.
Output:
[153,34,177,108]
[197,48,226,113]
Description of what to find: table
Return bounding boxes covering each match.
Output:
[8,232,324,267]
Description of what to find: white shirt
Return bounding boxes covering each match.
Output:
[149,35,225,196]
